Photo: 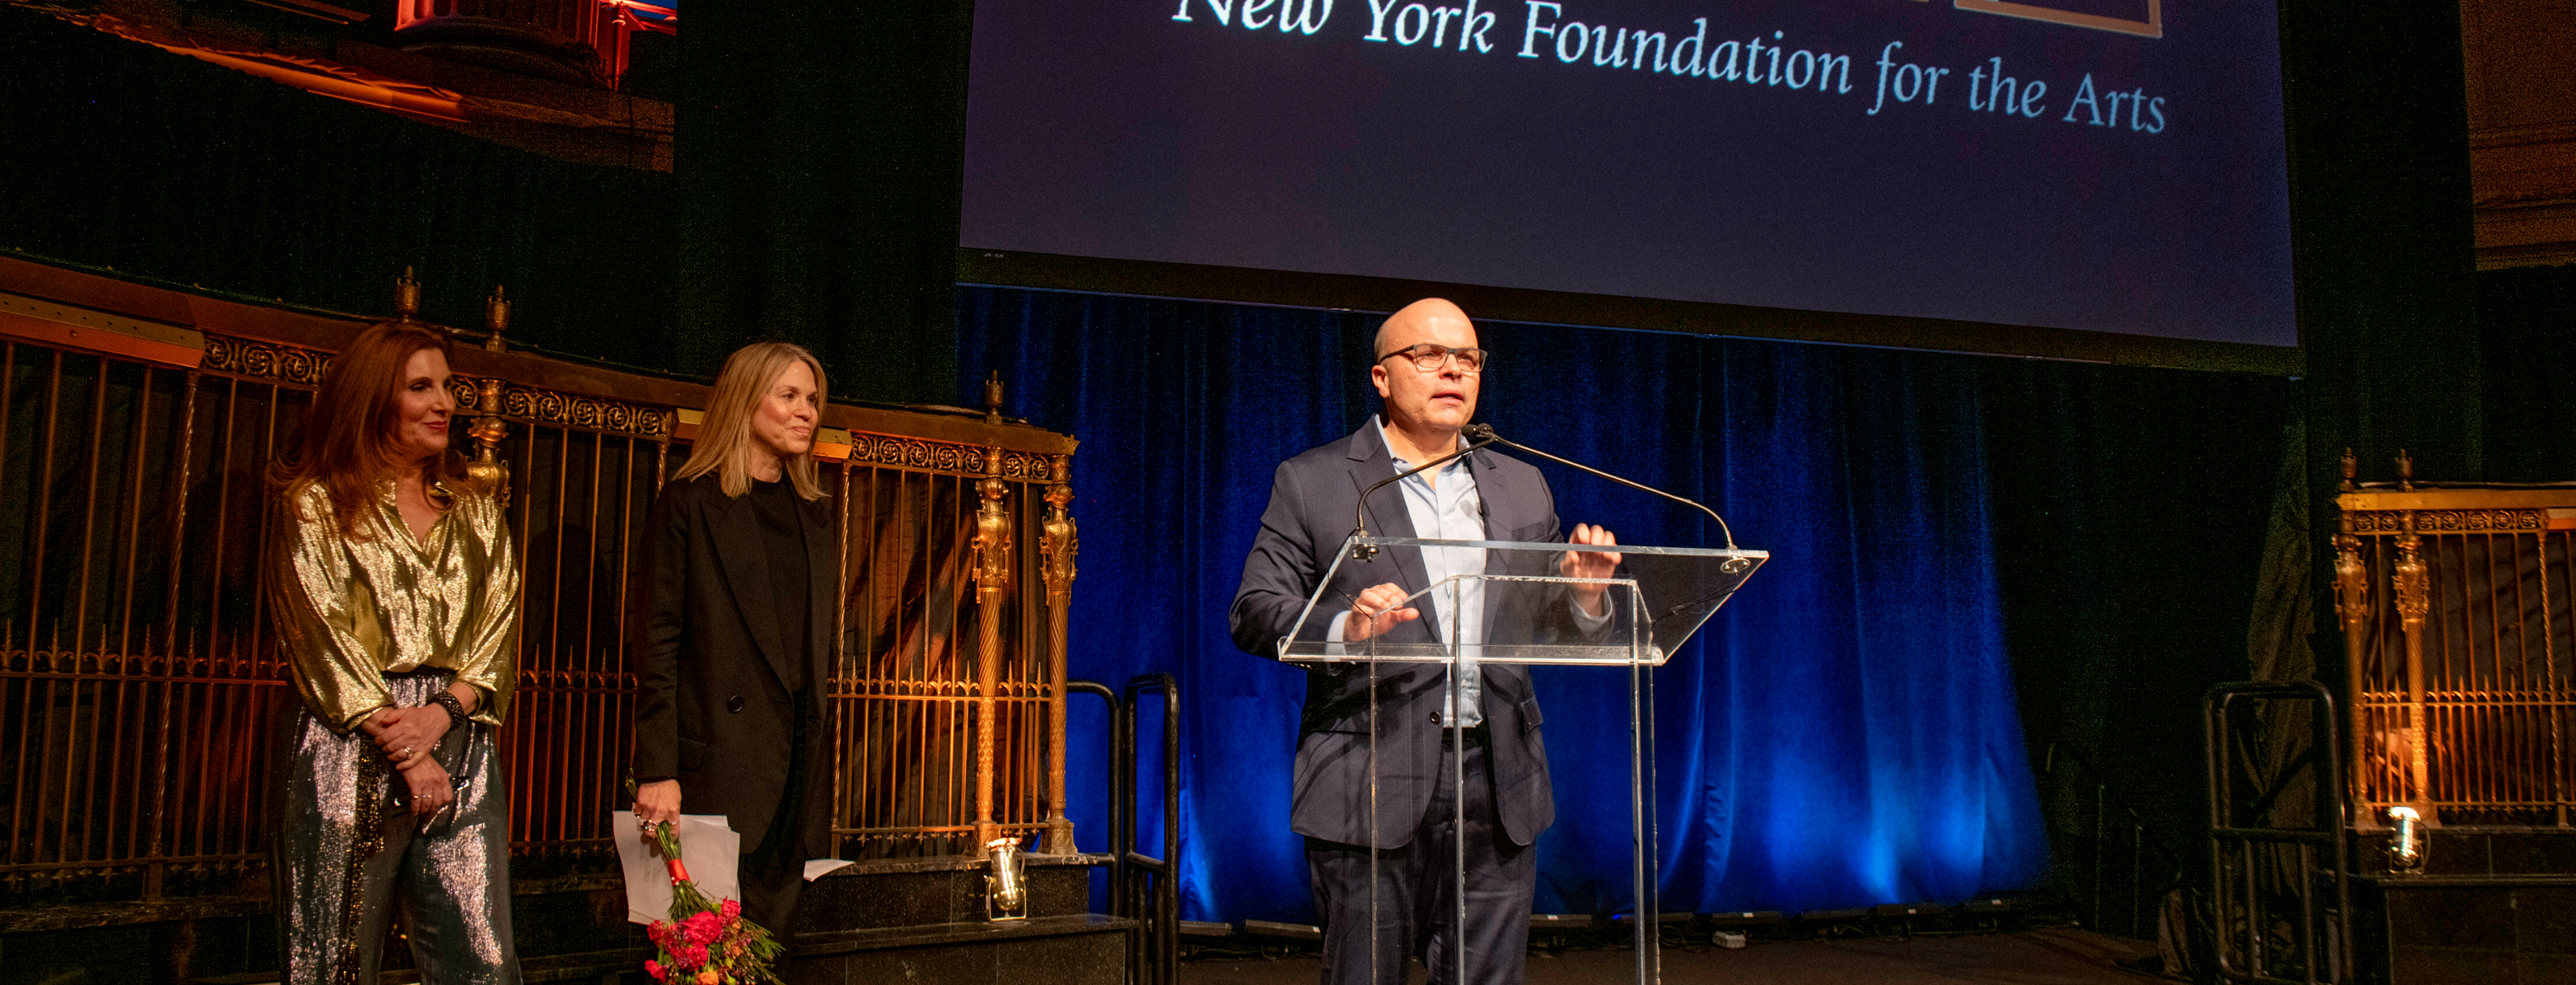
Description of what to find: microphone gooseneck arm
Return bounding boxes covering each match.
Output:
[1460,423,1739,550]
[1349,430,1502,561]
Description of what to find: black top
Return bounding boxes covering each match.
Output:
[749,478,811,697]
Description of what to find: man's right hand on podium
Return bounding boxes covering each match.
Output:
[1343,582,1420,642]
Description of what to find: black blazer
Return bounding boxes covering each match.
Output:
[631,473,837,856]
[1229,422,1581,849]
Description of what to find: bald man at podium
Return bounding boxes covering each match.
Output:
[1231,299,1620,985]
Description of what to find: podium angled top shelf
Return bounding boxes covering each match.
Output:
[1277,536,1766,668]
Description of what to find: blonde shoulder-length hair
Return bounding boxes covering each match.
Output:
[673,342,830,500]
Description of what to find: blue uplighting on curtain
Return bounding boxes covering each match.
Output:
[957,286,2047,922]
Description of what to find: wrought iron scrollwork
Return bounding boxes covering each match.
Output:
[841,434,1055,481]
[202,334,333,385]
[435,377,672,438]
[2349,509,2545,533]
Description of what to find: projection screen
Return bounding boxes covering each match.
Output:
[960,0,2297,369]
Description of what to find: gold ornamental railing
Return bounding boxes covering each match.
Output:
[1,340,299,898]
[0,267,1079,905]
[2335,453,2576,829]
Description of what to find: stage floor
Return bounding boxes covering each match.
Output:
[1179,928,2159,984]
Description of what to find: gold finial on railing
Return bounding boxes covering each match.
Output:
[2395,449,2414,493]
[985,371,1005,425]
[393,266,422,321]
[483,285,511,353]
[2340,448,2358,493]
[466,378,512,508]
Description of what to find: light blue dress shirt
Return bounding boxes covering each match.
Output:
[1327,418,1490,726]
[1326,418,1612,728]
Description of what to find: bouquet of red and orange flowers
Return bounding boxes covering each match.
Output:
[640,821,785,985]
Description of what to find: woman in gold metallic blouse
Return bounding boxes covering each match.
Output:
[265,321,523,985]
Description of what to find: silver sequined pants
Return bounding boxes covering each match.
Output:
[279,670,520,985]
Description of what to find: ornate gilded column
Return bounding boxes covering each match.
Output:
[1039,455,1078,853]
[2391,452,2435,820]
[970,446,1015,847]
[2333,449,2373,814]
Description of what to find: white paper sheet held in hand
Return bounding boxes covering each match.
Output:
[612,813,741,924]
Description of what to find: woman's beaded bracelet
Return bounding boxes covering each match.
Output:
[431,691,471,728]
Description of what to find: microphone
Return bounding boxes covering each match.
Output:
[1455,425,1742,553]
[1349,425,1501,561]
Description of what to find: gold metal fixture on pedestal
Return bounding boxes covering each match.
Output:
[2384,806,2425,871]
[984,836,1030,921]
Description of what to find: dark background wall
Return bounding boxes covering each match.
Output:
[2480,265,2576,483]
[0,1,971,404]
[0,6,676,371]
[673,0,968,403]
[2282,1,2487,489]
[1976,362,2299,898]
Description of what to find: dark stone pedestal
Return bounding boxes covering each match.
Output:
[0,856,1129,984]
[2353,831,2576,985]
[784,854,1131,985]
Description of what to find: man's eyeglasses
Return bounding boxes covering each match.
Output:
[1375,344,1489,373]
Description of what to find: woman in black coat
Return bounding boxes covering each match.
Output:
[630,342,839,934]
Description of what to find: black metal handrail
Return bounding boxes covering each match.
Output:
[1070,674,1181,985]
[1119,673,1181,985]
[2205,680,2351,985]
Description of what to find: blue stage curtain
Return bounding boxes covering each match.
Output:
[958,287,2046,921]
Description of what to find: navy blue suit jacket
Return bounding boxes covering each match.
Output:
[1230,422,1571,849]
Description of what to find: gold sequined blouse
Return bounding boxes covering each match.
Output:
[269,480,521,732]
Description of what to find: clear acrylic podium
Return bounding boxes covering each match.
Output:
[1277,533,1765,985]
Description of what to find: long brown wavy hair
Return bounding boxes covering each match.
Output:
[269,321,483,539]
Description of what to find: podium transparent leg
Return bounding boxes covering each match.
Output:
[1451,628,1467,985]
[1631,631,1659,984]
[1638,649,1659,979]
[1366,643,1380,985]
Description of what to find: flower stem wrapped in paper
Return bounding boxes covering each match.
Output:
[641,821,786,985]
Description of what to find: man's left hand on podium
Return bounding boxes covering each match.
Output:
[1561,523,1622,617]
